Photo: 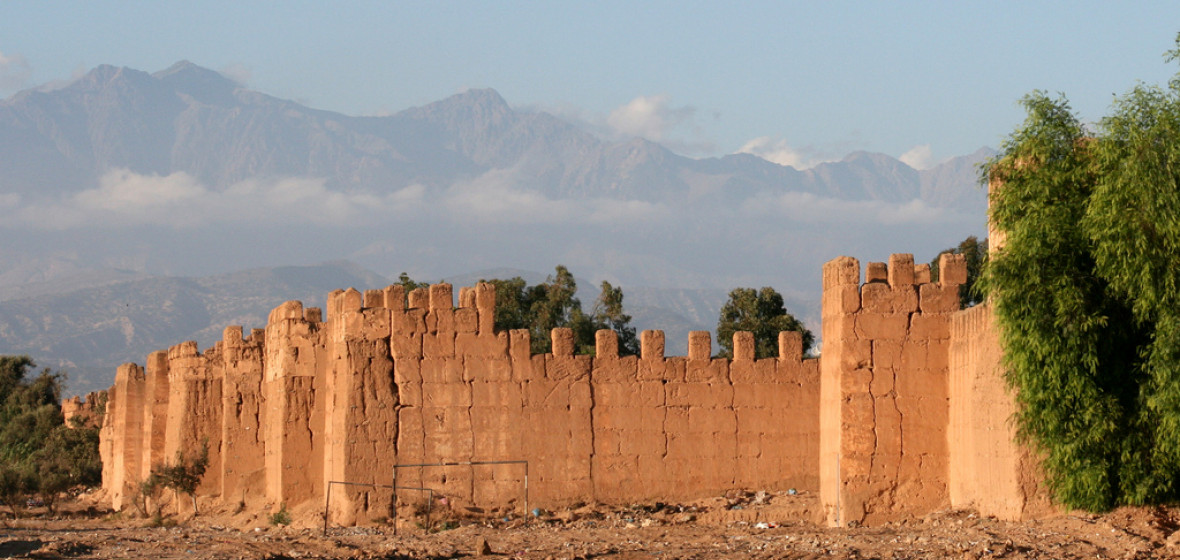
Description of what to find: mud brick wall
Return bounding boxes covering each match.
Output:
[97,256,1046,526]
[948,304,1051,519]
[103,363,145,511]
[163,341,223,500]
[99,280,822,519]
[820,253,964,527]
[262,300,323,509]
[140,351,170,484]
[219,326,265,504]
[61,390,106,429]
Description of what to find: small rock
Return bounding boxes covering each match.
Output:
[475,537,492,555]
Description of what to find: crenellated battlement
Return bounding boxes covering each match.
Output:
[97,251,1042,528]
[819,253,965,526]
[99,278,822,522]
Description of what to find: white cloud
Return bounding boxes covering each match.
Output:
[219,63,252,86]
[441,167,669,226]
[899,144,938,170]
[736,137,840,170]
[0,51,32,91]
[742,191,968,226]
[2,166,672,232]
[6,169,427,229]
[607,94,695,142]
[75,169,205,212]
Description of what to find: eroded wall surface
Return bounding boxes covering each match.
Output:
[948,304,1052,519]
[820,253,963,526]
[97,254,1050,525]
[100,281,821,520]
[61,390,106,429]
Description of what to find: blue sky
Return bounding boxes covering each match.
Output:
[2,2,1179,168]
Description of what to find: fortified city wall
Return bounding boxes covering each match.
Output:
[97,283,821,526]
[93,252,1048,527]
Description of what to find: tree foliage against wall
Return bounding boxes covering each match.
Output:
[716,287,812,359]
[481,266,639,355]
[137,440,210,516]
[930,235,988,308]
[984,36,1180,510]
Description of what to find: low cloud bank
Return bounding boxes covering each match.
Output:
[9,169,426,229]
[2,167,968,232]
[736,137,841,170]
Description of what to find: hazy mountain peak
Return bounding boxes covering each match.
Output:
[967,146,999,161]
[840,151,892,165]
[409,87,512,123]
[152,60,240,106]
[153,60,229,83]
[78,64,147,87]
[453,87,510,110]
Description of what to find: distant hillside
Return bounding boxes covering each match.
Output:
[0,261,795,395]
[0,262,388,394]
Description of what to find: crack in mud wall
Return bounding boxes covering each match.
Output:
[820,254,960,527]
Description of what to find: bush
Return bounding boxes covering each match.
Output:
[0,356,102,515]
[268,504,291,526]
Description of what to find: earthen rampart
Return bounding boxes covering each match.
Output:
[99,281,821,524]
[947,303,1051,519]
[820,253,962,526]
[61,390,106,429]
[97,253,1049,526]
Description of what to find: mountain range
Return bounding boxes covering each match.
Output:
[0,61,994,394]
[0,61,990,206]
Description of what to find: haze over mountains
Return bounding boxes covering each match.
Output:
[0,61,992,394]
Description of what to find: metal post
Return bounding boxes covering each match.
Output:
[396,466,401,537]
[323,483,333,537]
[322,481,432,537]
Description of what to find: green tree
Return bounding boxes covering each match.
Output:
[483,267,582,354]
[141,440,210,516]
[1084,52,1180,489]
[482,266,638,355]
[981,51,1180,508]
[590,281,639,356]
[930,235,988,307]
[0,462,34,517]
[716,287,812,359]
[984,91,1147,510]
[483,276,532,331]
[0,356,103,515]
[396,272,429,293]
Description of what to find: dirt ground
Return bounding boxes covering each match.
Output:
[4,490,1180,559]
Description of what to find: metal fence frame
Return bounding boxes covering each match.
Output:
[322,480,434,536]
[391,460,529,525]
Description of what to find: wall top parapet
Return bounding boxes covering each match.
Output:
[825,253,966,290]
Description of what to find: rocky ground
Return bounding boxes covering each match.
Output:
[3,490,1180,559]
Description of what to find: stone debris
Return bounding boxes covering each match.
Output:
[2,499,1176,560]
